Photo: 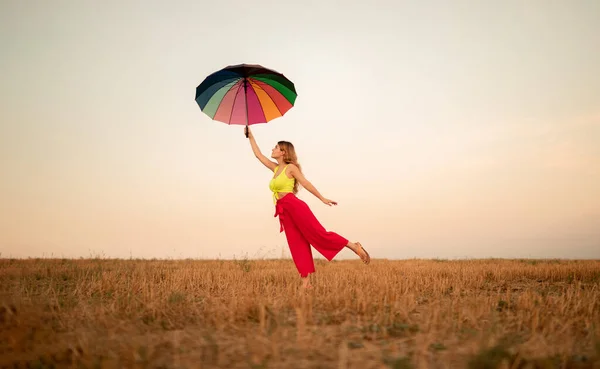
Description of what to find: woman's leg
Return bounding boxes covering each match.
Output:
[280,211,315,285]
[285,195,369,263]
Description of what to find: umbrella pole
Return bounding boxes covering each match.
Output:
[244,78,249,138]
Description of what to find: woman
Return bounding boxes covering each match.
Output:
[245,126,370,289]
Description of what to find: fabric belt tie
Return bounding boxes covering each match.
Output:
[274,202,284,233]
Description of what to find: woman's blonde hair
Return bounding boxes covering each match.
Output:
[278,140,301,194]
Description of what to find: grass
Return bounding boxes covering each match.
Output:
[0,258,599,368]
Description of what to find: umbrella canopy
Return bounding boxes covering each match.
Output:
[195,64,297,129]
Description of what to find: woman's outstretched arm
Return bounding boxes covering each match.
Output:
[245,126,277,171]
[287,164,338,206]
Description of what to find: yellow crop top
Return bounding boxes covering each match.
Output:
[269,165,295,203]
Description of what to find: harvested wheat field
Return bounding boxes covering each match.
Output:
[1,258,599,369]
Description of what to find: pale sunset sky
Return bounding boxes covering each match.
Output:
[1,1,599,260]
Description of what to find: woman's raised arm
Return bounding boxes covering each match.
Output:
[245,126,277,171]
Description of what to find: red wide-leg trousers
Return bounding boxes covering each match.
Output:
[274,193,348,277]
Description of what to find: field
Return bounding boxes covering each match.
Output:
[1,258,599,369]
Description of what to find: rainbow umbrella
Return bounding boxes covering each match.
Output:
[195,64,297,136]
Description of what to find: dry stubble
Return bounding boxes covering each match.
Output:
[1,258,599,368]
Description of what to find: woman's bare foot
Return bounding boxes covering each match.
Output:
[301,276,313,289]
[346,241,371,264]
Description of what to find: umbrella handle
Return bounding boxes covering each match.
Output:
[245,125,249,138]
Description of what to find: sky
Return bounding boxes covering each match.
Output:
[1,0,599,260]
